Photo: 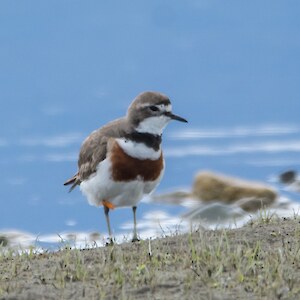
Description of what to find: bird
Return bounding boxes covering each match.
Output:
[64,91,187,243]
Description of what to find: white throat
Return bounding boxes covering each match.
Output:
[116,138,161,160]
[136,116,171,135]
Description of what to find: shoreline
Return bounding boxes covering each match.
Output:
[1,193,299,251]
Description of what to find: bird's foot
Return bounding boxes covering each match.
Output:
[131,236,140,243]
[105,238,114,247]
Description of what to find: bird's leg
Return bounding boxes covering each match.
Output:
[104,205,113,245]
[132,206,140,242]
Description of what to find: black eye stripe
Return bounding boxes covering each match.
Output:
[149,105,159,112]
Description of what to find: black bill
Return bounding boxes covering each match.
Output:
[165,112,188,123]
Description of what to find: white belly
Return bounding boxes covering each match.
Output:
[80,158,164,208]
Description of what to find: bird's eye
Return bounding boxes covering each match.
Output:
[149,106,159,112]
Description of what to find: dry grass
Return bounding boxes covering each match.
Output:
[1,215,300,299]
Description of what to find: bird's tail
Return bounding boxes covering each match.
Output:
[64,174,80,192]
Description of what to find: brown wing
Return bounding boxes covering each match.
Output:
[64,118,129,191]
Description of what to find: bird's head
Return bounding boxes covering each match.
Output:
[127,91,187,135]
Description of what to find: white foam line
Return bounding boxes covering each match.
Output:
[168,124,300,140]
[246,159,300,167]
[18,132,84,148]
[165,140,300,157]
[45,152,78,162]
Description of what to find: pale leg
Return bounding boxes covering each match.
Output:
[132,206,140,242]
[104,206,113,245]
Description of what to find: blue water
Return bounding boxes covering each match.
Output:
[1,1,300,247]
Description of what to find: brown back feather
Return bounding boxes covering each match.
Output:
[64,117,131,191]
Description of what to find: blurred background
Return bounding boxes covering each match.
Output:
[1,1,300,247]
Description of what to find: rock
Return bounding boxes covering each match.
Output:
[235,197,275,212]
[279,170,297,184]
[192,171,277,212]
[0,235,8,247]
[151,191,192,205]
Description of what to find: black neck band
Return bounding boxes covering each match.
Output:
[125,131,162,151]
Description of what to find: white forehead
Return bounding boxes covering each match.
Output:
[139,103,172,112]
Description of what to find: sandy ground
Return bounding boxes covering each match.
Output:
[1,216,300,299]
